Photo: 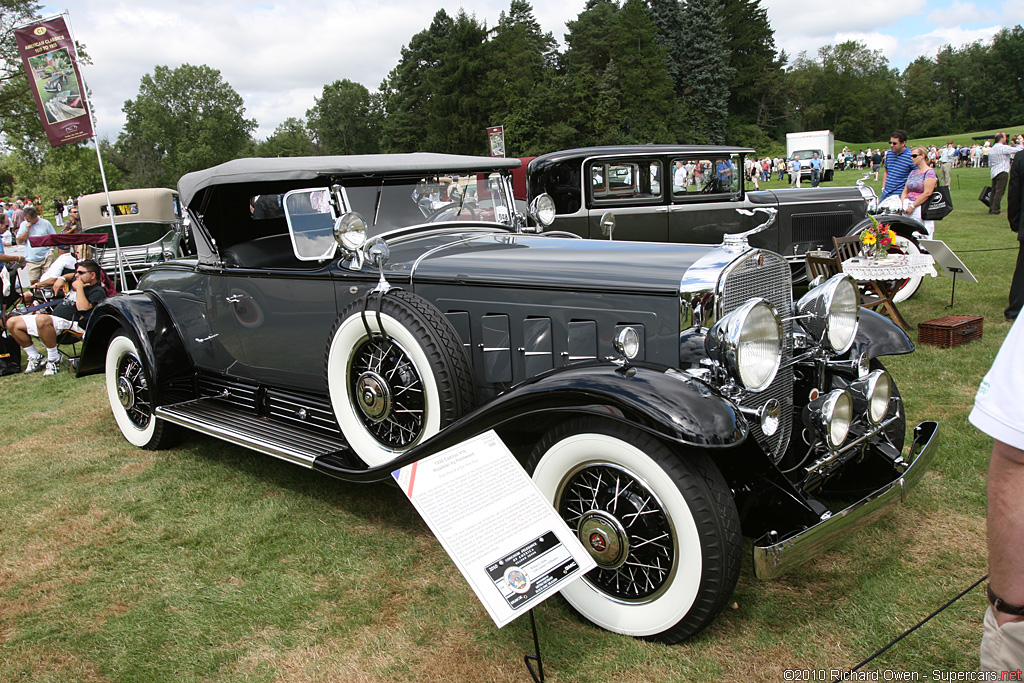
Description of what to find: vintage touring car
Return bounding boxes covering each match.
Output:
[76,153,938,643]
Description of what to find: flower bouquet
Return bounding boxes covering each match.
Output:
[860,215,896,260]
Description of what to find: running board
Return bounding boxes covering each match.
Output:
[156,399,354,470]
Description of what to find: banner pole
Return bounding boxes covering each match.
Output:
[62,12,128,291]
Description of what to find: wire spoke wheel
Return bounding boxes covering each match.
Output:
[116,351,152,430]
[349,336,426,449]
[559,463,675,601]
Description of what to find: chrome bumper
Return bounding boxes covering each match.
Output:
[752,420,939,579]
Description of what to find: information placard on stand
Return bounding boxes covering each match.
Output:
[393,430,597,628]
[918,239,977,307]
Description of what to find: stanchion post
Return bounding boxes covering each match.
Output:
[523,608,545,683]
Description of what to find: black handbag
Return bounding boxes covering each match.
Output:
[921,186,953,220]
[980,186,993,207]
[0,330,21,376]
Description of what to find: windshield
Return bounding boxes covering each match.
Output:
[791,149,821,161]
[341,171,514,234]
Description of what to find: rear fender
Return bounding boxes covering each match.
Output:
[848,214,923,243]
[78,293,194,404]
[314,362,749,483]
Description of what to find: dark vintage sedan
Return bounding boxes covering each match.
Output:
[77,154,938,643]
[526,146,929,301]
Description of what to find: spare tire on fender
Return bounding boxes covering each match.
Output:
[326,290,475,467]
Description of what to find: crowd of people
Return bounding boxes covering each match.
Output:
[1,193,99,377]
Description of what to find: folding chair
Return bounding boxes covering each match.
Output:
[830,236,887,313]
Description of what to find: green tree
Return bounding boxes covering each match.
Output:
[306,80,378,155]
[720,0,785,132]
[254,117,316,157]
[561,0,675,145]
[788,41,901,141]
[483,0,559,155]
[677,0,734,143]
[115,64,255,188]
[902,56,947,137]
[0,0,44,152]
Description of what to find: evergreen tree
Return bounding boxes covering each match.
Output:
[257,118,317,158]
[677,0,734,143]
[720,0,784,131]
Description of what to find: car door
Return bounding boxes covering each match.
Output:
[585,158,668,242]
[665,154,776,251]
[232,188,341,394]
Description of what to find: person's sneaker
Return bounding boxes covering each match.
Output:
[23,356,45,373]
[43,360,60,376]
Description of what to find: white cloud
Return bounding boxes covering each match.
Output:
[929,1,998,27]
[763,0,926,38]
[895,25,1002,63]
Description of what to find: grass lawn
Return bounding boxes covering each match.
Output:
[0,167,1015,681]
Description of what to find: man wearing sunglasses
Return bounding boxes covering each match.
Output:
[881,129,914,201]
[5,259,106,376]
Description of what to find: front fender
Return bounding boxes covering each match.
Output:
[314,362,749,483]
[78,292,194,404]
[846,308,915,360]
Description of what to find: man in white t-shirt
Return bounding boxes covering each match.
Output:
[969,317,1024,673]
[24,244,78,301]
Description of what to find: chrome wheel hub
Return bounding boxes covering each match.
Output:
[356,371,391,422]
[117,376,135,409]
[578,510,629,569]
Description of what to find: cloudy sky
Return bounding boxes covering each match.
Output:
[40,0,1020,141]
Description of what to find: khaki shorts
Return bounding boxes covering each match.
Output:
[981,605,1024,673]
[21,313,82,338]
[25,250,55,284]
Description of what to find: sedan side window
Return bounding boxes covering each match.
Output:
[589,161,662,205]
[672,156,741,201]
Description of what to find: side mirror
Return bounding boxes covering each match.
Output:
[600,212,616,240]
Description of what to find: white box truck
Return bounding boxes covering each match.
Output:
[786,130,834,183]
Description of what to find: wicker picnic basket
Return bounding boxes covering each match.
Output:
[917,315,984,348]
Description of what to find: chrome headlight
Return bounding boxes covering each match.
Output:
[803,389,853,449]
[848,369,892,425]
[529,193,555,228]
[705,298,783,392]
[796,274,859,354]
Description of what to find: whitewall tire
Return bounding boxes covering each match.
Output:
[327,291,474,468]
[105,332,174,449]
[527,418,741,643]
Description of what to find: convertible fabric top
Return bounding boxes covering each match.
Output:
[178,154,522,208]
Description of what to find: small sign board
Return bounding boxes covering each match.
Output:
[393,430,596,628]
[487,126,505,158]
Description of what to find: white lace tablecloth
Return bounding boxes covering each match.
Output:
[841,253,938,281]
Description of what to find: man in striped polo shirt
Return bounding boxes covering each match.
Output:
[881,129,914,201]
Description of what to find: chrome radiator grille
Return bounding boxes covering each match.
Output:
[718,250,794,461]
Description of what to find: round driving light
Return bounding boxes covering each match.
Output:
[364,236,390,270]
[852,369,893,425]
[529,193,556,227]
[759,399,781,437]
[825,390,853,448]
[334,212,368,251]
[803,389,853,450]
[613,327,640,360]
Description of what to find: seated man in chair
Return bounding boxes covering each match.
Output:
[6,259,106,376]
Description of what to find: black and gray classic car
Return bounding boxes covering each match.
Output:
[526,146,929,302]
[76,153,938,643]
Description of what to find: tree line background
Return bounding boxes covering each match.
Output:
[2,0,1024,199]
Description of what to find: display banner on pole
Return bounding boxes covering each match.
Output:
[14,15,93,148]
[487,126,506,157]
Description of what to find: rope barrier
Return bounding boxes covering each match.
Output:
[848,574,988,672]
